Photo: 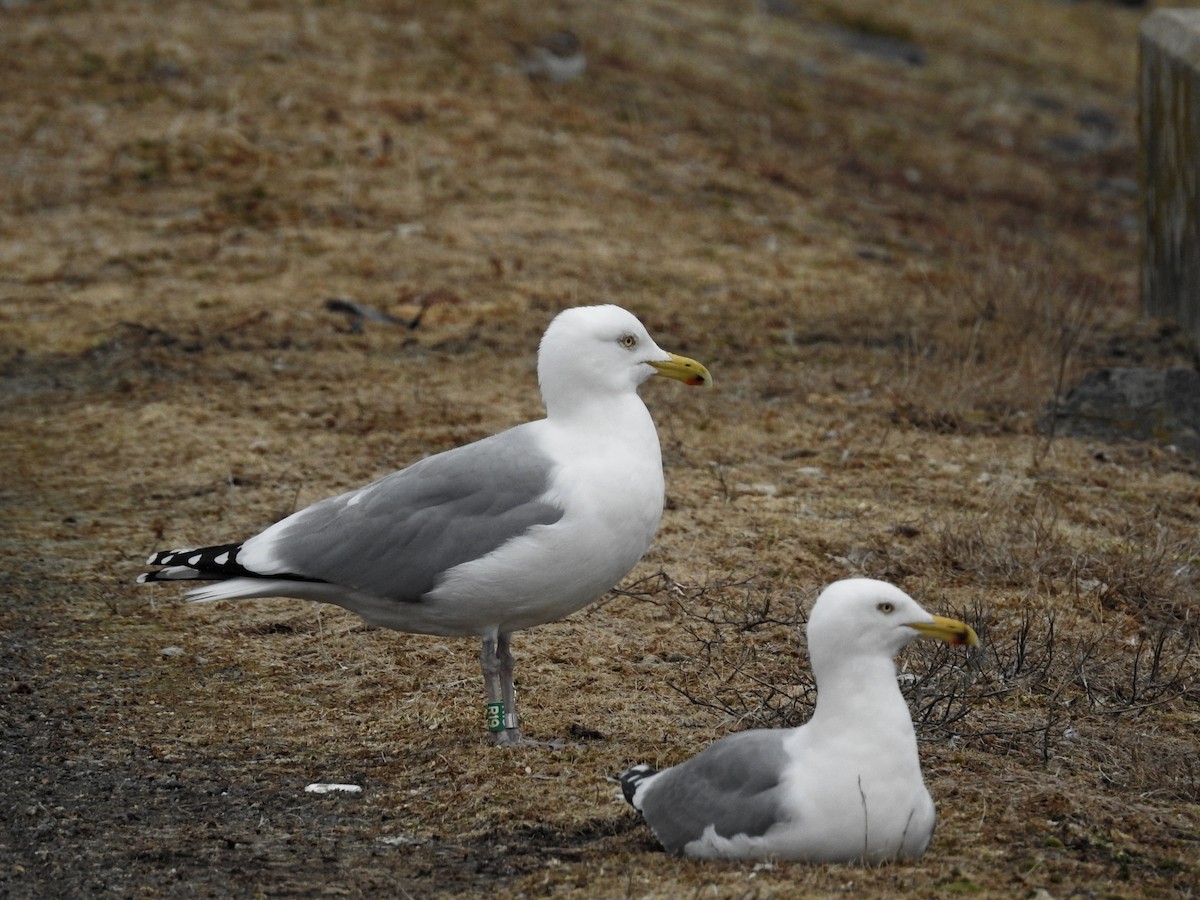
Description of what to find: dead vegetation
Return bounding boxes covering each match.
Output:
[3,0,1200,897]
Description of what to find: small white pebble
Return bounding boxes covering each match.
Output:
[160,646,184,657]
[304,783,362,794]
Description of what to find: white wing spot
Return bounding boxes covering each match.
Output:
[215,552,229,566]
[188,554,202,566]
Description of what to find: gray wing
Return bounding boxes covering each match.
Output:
[249,425,564,601]
[640,729,791,855]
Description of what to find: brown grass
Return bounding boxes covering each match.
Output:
[3,0,1200,897]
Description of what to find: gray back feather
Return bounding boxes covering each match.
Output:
[262,427,563,601]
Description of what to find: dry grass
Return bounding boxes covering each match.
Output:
[3,0,1200,897]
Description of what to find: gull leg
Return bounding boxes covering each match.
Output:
[495,633,572,749]
[480,633,511,745]
[498,632,522,743]
[482,632,570,749]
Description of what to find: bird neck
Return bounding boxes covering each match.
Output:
[809,653,912,734]
[544,389,654,433]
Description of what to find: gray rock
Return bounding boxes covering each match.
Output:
[828,26,926,67]
[1041,367,1200,457]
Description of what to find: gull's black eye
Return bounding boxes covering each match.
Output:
[877,601,895,614]
[619,333,638,349]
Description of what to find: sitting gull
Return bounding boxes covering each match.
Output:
[139,304,711,745]
[618,578,979,861]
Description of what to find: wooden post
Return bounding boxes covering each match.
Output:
[1140,10,1200,349]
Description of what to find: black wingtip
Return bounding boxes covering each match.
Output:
[139,542,247,582]
[617,764,657,807]
[139,542,326,586]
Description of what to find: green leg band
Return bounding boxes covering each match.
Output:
[486,701,505,733]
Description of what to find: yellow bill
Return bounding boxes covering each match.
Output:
[649,352,713,388]
[908,614,980,647]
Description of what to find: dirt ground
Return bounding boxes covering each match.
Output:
[2,0,1198,897]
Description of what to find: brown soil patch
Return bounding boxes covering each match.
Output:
[3,1,1198,897]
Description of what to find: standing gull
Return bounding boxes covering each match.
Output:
[619,578,979,861]
[139,305,711,745]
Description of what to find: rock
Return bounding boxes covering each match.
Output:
[1040,367,1200,457]
[829,26,927,67]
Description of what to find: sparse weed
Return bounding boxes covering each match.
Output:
[889,248,1110,442]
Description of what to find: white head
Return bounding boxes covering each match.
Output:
[536,305,710,416]
[806,578,978,675]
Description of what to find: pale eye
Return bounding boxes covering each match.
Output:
[877,601,895,614]
[619,333,638,349]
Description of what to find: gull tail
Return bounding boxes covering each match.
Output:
[617,764,659,810]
